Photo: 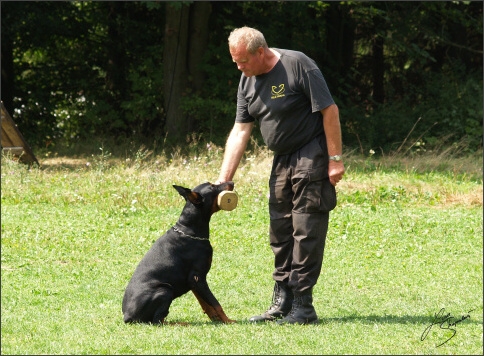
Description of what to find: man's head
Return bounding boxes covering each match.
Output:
[228,27,270,77]
[228,26,267,54]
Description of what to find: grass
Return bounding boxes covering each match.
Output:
[1,143,483,354]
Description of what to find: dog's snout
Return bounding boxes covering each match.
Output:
[218,181,234,191]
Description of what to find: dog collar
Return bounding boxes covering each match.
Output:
[172,226,209,241]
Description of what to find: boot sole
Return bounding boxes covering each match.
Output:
[276,318,318,325]
[249,312,289,323]
[248,316,280,323]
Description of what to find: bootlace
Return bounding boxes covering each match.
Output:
[286,296,302,317]
[267,285,282,311]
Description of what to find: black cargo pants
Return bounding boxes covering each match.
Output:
[268,135,337,294]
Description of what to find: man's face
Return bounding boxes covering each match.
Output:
[230,44,263,77]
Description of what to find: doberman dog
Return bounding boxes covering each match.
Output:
[122,181,235,325]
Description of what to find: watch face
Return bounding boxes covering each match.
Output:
[330,155,341,161]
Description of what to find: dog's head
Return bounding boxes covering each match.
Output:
[173,181,235,215]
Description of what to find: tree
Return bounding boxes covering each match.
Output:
[163,1,211,143]
[1,3,15,114]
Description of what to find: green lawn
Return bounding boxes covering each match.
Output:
[1,148,482,354]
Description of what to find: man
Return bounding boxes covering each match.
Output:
[216,27,345,324]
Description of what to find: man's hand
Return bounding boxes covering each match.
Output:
[328,161,345,186]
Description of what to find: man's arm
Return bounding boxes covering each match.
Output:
[217,122,254,183]
[321,104,345,186]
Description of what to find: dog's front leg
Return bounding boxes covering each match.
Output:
[192,289,235,323]
[189,273,235,323]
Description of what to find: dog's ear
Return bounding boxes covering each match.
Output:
[173,185,203,205]
[173,185,189,197]
[186,192,203,206]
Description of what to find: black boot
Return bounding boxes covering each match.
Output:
[276,290,318,325]
[249,281,294,322]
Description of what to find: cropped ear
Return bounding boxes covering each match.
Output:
[173,185,189,198]
[173,185,203,205]
[186,191,203,206]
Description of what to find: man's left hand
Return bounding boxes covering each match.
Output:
[328,161,345,186]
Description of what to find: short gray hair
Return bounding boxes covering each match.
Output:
[228,26,268,54]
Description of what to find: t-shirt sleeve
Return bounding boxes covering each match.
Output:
[303,68,335,113]
[235,78,255,123]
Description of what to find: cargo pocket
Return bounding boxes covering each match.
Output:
[269,174,293,220]
[320,176,337,212]
[293,167,336,213]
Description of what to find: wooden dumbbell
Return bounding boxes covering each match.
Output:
[217,191,238,211]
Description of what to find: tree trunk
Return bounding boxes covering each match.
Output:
[1,30,14,114]
[188,2,212,93]
[324,3,355,89]
[163,2,190,142]
[372,34,385,105]
[105,2,127,128]
[163,2,211,142]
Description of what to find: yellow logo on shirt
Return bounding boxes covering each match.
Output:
[271,84,285,99]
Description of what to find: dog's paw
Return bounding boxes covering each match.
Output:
[208,314,223,322]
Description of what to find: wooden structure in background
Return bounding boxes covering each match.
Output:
[1,101,39,165]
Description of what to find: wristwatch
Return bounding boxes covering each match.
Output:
[329,155,342,162]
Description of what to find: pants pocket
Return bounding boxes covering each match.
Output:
[319,177,337,212]
[269,174,292,220]
[293,167,337,213]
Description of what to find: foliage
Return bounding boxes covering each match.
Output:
[2,1,165,147]
[350,66,483,154]
[329,1,483,152]
[1,147,482,354]
[180,95,235,146]
[1,1,482,151]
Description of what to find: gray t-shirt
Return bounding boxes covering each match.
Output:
[235,48,335,155]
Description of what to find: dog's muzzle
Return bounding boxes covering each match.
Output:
[217,191,238,211]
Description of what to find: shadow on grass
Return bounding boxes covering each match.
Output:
[152,312,483,327]
[126,320,237,328]
[321,313,482,326]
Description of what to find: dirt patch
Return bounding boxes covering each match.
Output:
[40,157,92,170]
